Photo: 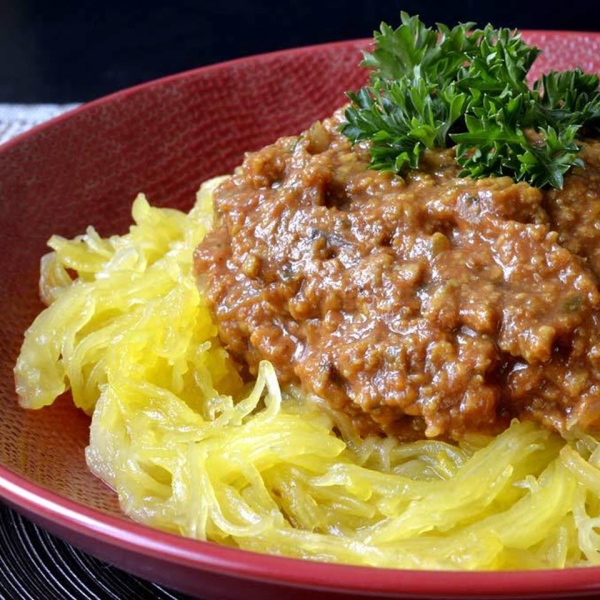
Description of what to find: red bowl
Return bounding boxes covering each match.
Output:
[2,31,600,600]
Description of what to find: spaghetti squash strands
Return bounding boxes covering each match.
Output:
[14,177,600,570]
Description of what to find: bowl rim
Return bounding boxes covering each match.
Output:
[4,464,600,598]
[4,30,600,598]
[0,37,370,154]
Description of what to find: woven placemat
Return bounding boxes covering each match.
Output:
[0,103,80,144]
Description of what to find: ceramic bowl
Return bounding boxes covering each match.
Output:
[2,31,600,600]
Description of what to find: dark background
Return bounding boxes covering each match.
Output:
[2,0,600,103]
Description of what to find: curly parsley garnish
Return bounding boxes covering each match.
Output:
[341,12,600,188]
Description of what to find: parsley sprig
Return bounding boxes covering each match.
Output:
[341,12,600,188]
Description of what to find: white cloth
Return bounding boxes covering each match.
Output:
[0,103,80,144]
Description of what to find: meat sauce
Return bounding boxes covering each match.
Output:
[194,112,600,441]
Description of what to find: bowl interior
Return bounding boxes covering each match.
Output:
[3,31,600,599]
[0,39,368,516]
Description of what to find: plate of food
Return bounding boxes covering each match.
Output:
[3,13,600,599]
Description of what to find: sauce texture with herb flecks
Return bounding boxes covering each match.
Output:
[194,113,600,441]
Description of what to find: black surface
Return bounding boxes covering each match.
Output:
[1,0,600,103]
[0,503,192,600]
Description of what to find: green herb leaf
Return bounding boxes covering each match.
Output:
[341,12,600,188]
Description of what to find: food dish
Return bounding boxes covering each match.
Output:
[3,30,600,599]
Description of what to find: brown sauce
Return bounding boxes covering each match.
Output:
[194,112,600,441]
